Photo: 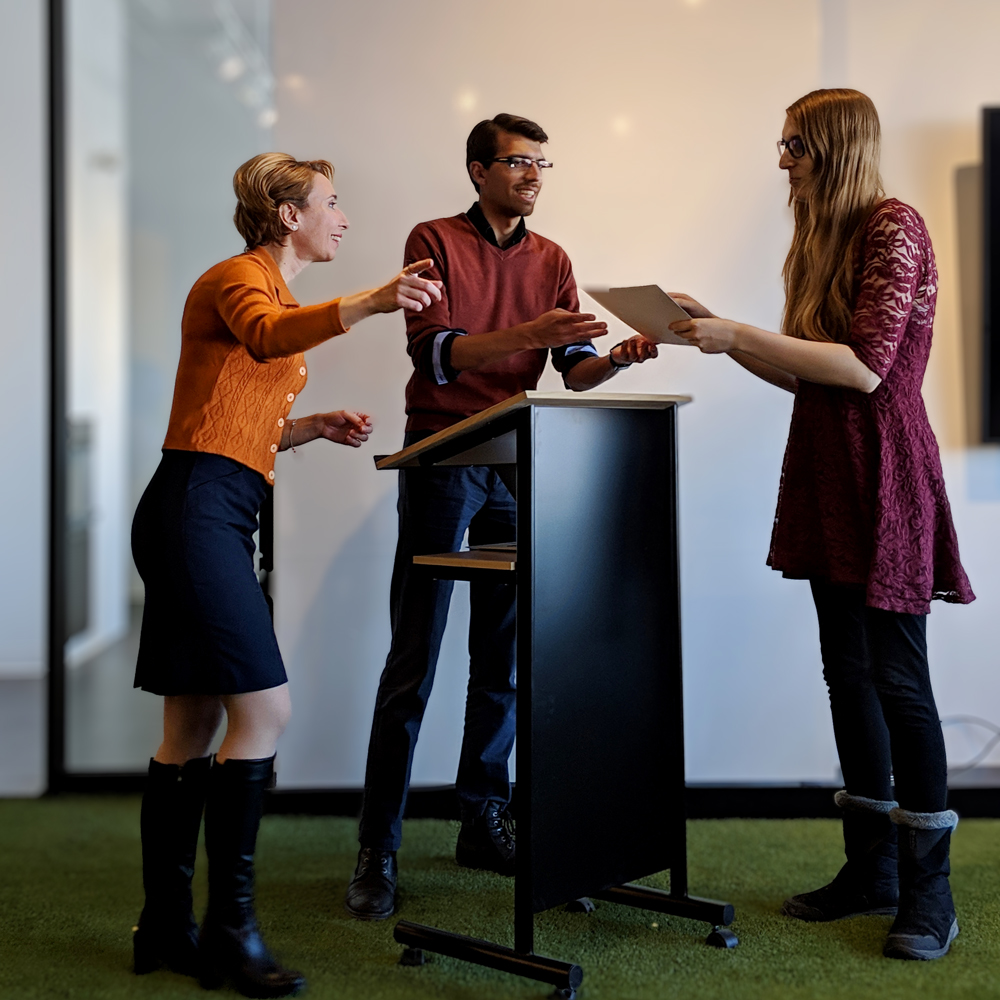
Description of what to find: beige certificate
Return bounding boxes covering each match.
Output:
[583,285,693,346]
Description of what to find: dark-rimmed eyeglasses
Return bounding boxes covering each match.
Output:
[777,136,807,159]
[492,156,554,171]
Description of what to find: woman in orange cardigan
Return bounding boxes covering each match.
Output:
[129,152,441,998]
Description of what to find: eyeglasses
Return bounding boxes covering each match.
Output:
[777,136,807,159]
[492,156,554,171]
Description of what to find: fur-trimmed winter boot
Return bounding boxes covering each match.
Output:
[198,756,305,998]
[133,755,211,976]
[883,807,959,960]
[782,790,899,921]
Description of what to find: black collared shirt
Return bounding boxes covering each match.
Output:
[466,202,528,249]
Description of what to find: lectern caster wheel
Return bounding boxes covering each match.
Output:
[705,926,738,949]
[399,947,428,966]
[549,989,578,1000]
[565,897,596,914]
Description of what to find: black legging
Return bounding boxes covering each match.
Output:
[810,578,948,813]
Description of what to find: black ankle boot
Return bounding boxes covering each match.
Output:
[782,790,899,921]
[133,755,210,977]
[198,756,305,999]
[456,802,516,876]
[884,807,959,960]
[345,847,398,920]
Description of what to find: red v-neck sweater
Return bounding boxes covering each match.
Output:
[402,212,582,432]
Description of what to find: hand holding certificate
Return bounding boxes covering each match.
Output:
[582,285,694,347]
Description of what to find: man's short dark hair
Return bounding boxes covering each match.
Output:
[466,113,549,192]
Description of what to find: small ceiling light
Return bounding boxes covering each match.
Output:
[455,88,478,113]
[218,54,246,82]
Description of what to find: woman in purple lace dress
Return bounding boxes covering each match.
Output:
[671,89,974,961]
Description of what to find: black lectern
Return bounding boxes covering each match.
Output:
[376,391,736,997]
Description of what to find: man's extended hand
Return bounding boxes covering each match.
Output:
[523,308,608,350]
[611,335,658,365]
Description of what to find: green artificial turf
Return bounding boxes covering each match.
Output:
[1,797,998,1000]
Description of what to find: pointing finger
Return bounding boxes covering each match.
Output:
[405,258,435,275]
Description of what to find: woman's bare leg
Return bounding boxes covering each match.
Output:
[155,695,225,765]
[216,683,292,762]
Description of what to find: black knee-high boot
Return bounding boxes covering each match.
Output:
[198,756,305,999]
[133,755,211,976]
[782,790,899,921]
[883,807,959,960]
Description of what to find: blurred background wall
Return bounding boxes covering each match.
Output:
[3,0,1000,795]
[267,0,1000,787]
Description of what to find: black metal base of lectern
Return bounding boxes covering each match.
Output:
[376,393,738,995]
[394,921,584,992]
[394,883,737,994]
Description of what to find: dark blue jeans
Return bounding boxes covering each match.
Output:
[810,578,948,812]
[359,433,517,850]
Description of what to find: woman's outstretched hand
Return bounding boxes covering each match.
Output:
[668,292,740,354]
[316,410,373,447]
[669,293,716,320]
[283,410,373,450]
[338,259,444,327]
[670,317,741,354]
[374,258,444,313]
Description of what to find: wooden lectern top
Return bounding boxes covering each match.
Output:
[375,390,692,470]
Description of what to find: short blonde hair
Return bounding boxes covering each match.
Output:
[233,152,334,250]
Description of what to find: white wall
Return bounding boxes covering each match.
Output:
[268,0,823,787]
[268,0,1000,788]
[0,0,47,682]
[841,0,1000,772]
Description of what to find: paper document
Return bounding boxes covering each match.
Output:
[583,285,693,346]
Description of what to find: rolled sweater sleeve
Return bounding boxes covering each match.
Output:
[216,257,348,362]
[549,255,598,376]
[404,225,466,384]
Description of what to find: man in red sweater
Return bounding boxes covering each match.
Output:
[347,114,657,920]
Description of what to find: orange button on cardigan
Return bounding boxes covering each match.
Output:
[162,247,348,482]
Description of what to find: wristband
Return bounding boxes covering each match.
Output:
[608,341,632,370]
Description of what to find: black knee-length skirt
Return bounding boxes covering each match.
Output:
[132,449,287,696]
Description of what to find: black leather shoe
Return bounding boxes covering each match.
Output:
[455,803,515,876]
[345,848,398,920]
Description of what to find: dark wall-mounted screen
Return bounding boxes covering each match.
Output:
[985,107,1000,440]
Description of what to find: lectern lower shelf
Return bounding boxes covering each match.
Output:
[412,549,517,580]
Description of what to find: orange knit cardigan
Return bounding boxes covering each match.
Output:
[162,247,348,483]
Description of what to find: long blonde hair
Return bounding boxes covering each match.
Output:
[782,89,884,343]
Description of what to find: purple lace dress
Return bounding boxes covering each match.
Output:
[768,199,975,615]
